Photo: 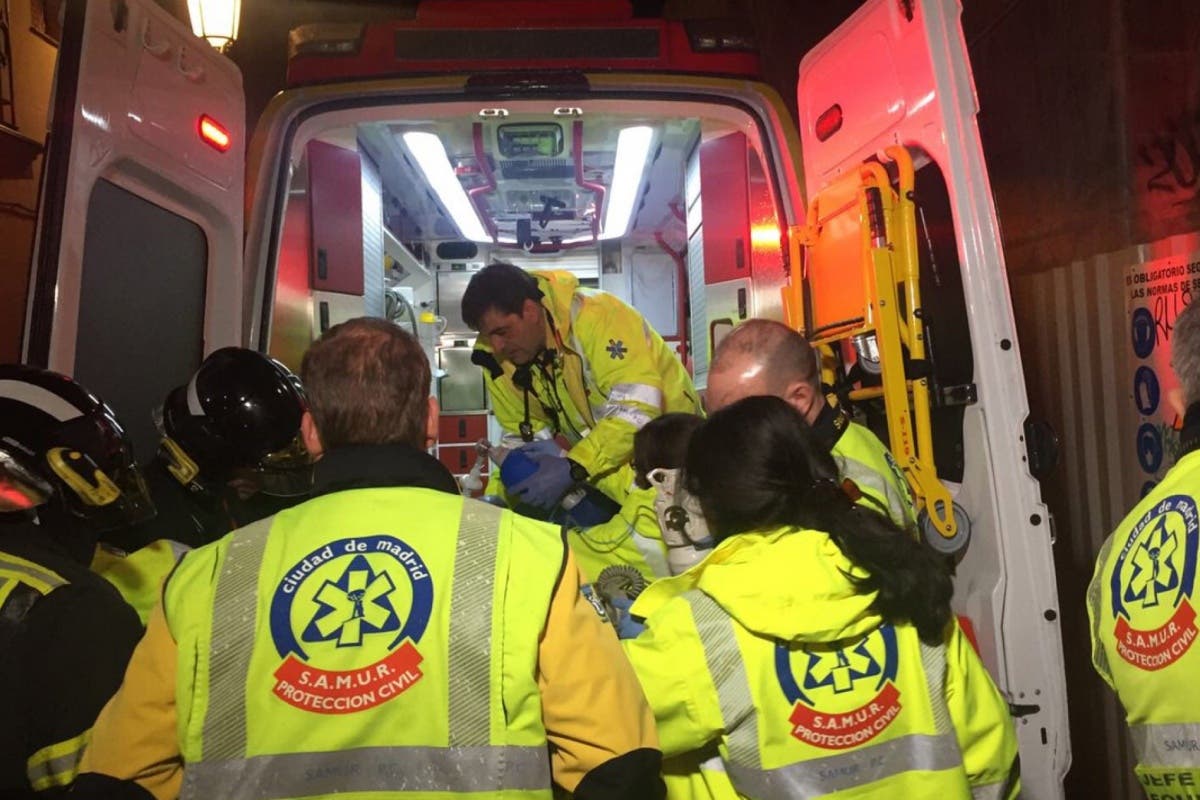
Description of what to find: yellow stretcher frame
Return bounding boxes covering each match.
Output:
[782,146,956,540]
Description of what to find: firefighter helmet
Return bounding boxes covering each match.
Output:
[0,364,156,530]
[157,348,312,497]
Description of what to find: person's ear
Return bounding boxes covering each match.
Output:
[784,380,820,424]
[301,412,324,460]
[425,395,440,448]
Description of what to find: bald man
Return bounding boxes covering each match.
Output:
[706,319,917,530]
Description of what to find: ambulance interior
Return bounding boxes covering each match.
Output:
[266,98,972,501]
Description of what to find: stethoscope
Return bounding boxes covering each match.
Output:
[513,306,589,443]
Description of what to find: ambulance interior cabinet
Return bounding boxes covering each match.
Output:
[307,139,364,296]
[691,132,750,285]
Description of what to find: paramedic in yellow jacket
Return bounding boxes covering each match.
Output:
[623,396,1020,799]
[463,263,702,511]
[1089,299,1200,794]
[705,318,917,531]
[75,317,665,800]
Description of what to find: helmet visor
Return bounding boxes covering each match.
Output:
[0,450,53,512]
[234,434,314,497]
[89,461,157,531]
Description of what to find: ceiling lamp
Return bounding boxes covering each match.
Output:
[188,0,242,51]
[403,131,490,243]
[601,126,654,241]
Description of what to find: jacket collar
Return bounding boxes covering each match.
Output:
[1181,403,1200,459]
[810,400,851,452]
[312,444,460,498]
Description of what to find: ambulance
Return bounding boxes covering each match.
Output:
[23,0,1071,793]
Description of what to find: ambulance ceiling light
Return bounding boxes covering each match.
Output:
[403,131,489,242]
[600,126,653,241]
[188,0,242,52]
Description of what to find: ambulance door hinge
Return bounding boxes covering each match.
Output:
[937,383,977,408]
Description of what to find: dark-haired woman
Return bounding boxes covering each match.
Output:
[623,395,1019,799]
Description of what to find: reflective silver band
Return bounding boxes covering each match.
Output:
[26,731,90,791]
[727,731,963,799]
[0,555,66,592]
[837,453,907,525]
[608,382,664,409]
[598,403,655,430]
[183,744,552,799]
[632,530,670,579]
[200,517,275,762]
[448,501,502,746]
[684,591,761,769]
[1130,722,1200,767]
[919,639,953,735]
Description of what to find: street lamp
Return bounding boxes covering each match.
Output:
[187,0,241,52]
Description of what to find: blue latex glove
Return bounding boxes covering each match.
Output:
[610,596,646,640]
[507,452,574,511]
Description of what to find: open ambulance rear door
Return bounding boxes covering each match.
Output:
[796,0,1070,796]
[23,0,244,455]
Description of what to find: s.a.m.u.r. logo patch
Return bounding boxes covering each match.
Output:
[775,624,902,750]
[268,536,433,713]
[1110,494,1200,671]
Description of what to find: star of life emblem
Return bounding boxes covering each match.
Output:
[775,625,902,750]
[268,536,434,713]
[1110,495,1200,671]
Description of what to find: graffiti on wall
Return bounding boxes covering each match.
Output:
[1138,108,1200,199]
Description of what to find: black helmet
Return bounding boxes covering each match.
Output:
[0,364,156,530]
[157,348,312,497]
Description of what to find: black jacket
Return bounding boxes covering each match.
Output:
[0,521,142,798]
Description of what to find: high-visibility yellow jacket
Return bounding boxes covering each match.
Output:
[79,445,662,800]
[623,527,1020,799]
[473,271,702,488]
[1089,445,1200,792]
[91,539,190,625]
[813,404,918,531]
[567,476,670,587]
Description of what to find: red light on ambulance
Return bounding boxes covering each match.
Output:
[198,115,232,152]
[814,104,843,142]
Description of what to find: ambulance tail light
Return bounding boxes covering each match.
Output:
[198,115,232,152]
[288,23,367,58]
[814,104,843,142]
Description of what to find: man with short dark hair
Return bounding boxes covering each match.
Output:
[77,317,666,800]
[705,318,916,529]
[462,263,701,512]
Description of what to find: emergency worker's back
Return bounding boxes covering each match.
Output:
[625,528,1018,799]
[165,486,563,799]
[622,395,1019,799]
[1089,446,1200,790]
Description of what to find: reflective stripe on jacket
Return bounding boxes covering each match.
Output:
[623,528,1019,799]
[164,489,563,799]
[832,421,918,532]
[1088,447,1200,790]
[0,554,88,791]
[476,270,701,485]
